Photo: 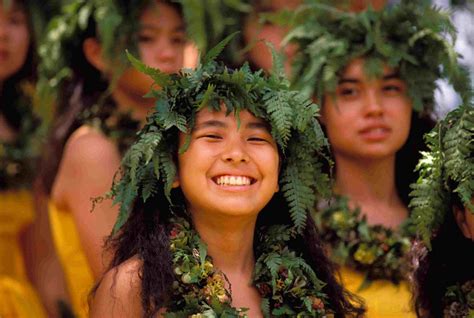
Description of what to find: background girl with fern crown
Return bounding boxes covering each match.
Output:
[0,1,70,317]
[90,41,364,317]
[35,1,187,316]
[410,104,474,318]
[286,1,472,316]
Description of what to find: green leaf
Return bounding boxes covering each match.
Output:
[202,31,240,65]
[126,50,171,86]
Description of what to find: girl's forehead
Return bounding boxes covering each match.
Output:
[194,107,264,124]
[339,58,400,82]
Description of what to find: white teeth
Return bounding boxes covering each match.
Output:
[216,175,252,186]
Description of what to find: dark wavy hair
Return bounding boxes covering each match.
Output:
[0,0,36,131]
[411,193,474,318]
[93,123,365,317]
[395,111,436,206]
[36,0,183,195]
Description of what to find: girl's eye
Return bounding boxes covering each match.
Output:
[383,85,403,94]
[248,136,270,143]
[201,134,222,140]
[137,34,154,43]
[170,34,186,45]
[337,85,359,98]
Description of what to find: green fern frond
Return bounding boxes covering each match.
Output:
[126,51,171,87]
[263,91,293,147]
[202,32,239,65]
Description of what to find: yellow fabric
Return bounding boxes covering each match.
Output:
[340,266,415,318]
[0,190,47,318]
[49,201,93,318]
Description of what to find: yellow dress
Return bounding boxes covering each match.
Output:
[49,202,93,318]
[0,190,47,318]
[340,266,415,317]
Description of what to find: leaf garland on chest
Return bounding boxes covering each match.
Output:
[442,279,474,318]
[314,196,413,286]
[166,217,333,317]
[78,99,140,156]
[0,85,41,190]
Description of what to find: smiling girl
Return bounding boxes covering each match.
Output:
[90,48,364,317]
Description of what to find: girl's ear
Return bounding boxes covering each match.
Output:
[453,206,474,240]
[83,38,106,72]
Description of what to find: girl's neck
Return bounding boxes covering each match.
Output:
[192,214,256,276]
[111,89,152,125]
[192,213,262,317]
[334,154,408,228]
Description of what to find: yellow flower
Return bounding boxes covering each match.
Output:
[354,244,377,265]
[203,273,229,304]
[181,273,192,284]
[331,211,347,226]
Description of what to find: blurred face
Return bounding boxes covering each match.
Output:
[321,58,412,161]
[243,0,299,74]
[0,1,30,82]
[176,107,280,220]
[116,1,185,98]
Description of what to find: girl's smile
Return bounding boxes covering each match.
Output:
[176,107,280,218]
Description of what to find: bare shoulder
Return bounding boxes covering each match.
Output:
[63,125,120,165]
[90,257,143,317]
[52,125,121,201]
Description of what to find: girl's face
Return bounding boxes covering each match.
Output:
[176,107,280,220]
[243,0,299,74]
[116,1,185,97]
[321,58,412,161]
[0,1,30,82]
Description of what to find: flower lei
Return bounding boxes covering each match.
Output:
[315,196,413,287]
[443,280,474,318]
[167,218,332,317]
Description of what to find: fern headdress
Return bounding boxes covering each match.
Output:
[286,0,472,112]
[36,0,150,120]
[109,39,331,233]
[409,104,474,248]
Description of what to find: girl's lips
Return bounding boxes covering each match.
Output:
[212,175,256,186]
[359,126,391,141]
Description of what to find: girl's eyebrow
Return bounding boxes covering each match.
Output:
[140,24,185,33]
[193,120,227,131]
[246,121,271,132]
[383,72,401,80]
[338,78,359,85]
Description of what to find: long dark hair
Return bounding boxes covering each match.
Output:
[395,110,436,206]
[36,0,183,195]
[0,0,36,131]
[95,123,365,317]
[411,196,474,317]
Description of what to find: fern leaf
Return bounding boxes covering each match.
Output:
[126,50,171,87]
